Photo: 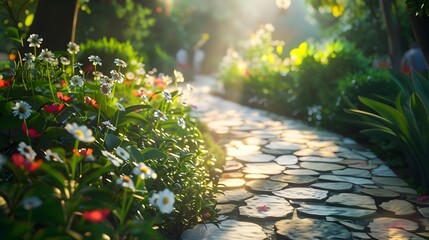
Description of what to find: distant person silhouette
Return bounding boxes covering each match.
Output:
[401,42,428,75]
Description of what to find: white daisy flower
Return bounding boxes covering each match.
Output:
[101,150,124,167]
[177,118,186,129]
[116,175,135,190]
[114,58,127,68]
[22,196,43,210]
[115,147,129,161]
[27,34,43,48]
[60,56,70,65]
[116,102,125,112]
[23,53,35,62]
[70,75,84,87]
[155,189,175,214]
[100,83,112,96]
[88,55,102,66]
[12,101,32,120]
[133,162,157,180]
[102,120,116,131]
[65,123,95,143]
[154,110,168,121]
[67,42,80,54]
[149,192,159,206]
[44,149,64,163]
[174,70,184,83]
[162,90,172,103]
[38,49,55,63]
[110,70,124,84]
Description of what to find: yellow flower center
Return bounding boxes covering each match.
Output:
[24,147,30,153]
[140,166,148,173]
[74,130,84,138]
[123,176,131,182]
[19,107,27,113]
[163,197,169,204]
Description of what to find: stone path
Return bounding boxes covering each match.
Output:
[181,75,429,240]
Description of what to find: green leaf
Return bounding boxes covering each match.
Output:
[38,164,66,187]
[412,72,429,110]
[104,133,121,151]
[128,145,166,162]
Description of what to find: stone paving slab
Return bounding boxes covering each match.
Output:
[180,76,426,240]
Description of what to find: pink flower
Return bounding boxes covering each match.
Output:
[256,205,270,212]
[417,196,429,202]
[43,103,65,113]
[84,96,100,108]
[22,123,42,138]
[57,91,73,103]
[12,153,42,172]
[82,209,110,222]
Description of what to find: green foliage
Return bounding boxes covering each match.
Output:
[406,0,429,16]
[0,35,219,238]
[347,71,429,193]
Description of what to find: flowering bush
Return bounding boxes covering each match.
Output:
[0,34,219,239]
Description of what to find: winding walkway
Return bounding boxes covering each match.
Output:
[181,75,429,240]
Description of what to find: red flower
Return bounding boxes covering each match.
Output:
[256,205,270,212]
[43,103,65,113]
[60,80,68,87]
[0,79,11,88]
[73,148,93,156]
[57,92,73,103]
[154,78,166,89]
[82,209,111,222]
[12,153,42,172]
[22,123,42,138]
[84,96,100,108]
[132,90,143,97]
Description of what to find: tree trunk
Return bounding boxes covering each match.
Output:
[27,0,78,51]
[410,14,429,71]
[379,0,402,70]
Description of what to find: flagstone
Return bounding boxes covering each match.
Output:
[380,200,416,215]
[283,169,320,176]
[352,232,371,239]
[246,179,288,192]
[319,175,374,185]
[181,220,267,240]
[275,218,352,240]
[297,204,375,218]
[337,152,367,160]
[306,141,338,149]
[418,207,429,219]
[245,173,270,180]
[221,172,244,179]
[371,165,397,177]
[273,187,328,201]
[384,186,418,196]
[299,156,343,163]
[218,178,246,188]
[216,189,254,204]
[239,195,293,219]
[369,228,424,240]
[319,145,352,153]
[274,155,298,165]
[242,162,285,175]
[294,149,337,158]
[223,160,244,172]
[368,217,419,232]
[300,162,346,172]
[216,204,237,215]
[372,176,408,187]
[235,153,276,163]
[262,148,296,155]
[332,168,372,179]
[337,159,368,166]
[353,150,378,159]
[311,182,353,192]
[244,137,269,146]
[327,193,377,210]
[271,174,318,185]
[361,188,400,199]
[265,141,303,151]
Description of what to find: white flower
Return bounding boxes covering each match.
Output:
[276,0,291,10]
[93,71,104,81]
[23,53,35,62]
[162,75,172,85]
[67,42,80,54]
[44,149,64,163]
[27,34,43,48]
[88,55,102,66]
[12,101,32,120]
[70,75,84,87]
[149,192,159,206]
[174,70,184,83]
[22,196,43,210]
[177,118,186,129]
[114,58,127,68]
[60,56,70,65]
[162,90,172,103]
[17,142,36,161]
[102,120,116,131]
[115,147,129,160]
[154,110,168,121]
[155,189,175,214]
[116,175,135,190]
[110,70,124,84]
[65,123,95,142]
[116,102,125,112]
[101,150,124,167]
[100,83,112,96]
[38,49,55,63]
[133,162,157,180]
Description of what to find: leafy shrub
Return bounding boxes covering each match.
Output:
[287,40,370,122]
[0,35,219,239]
[348,71,429,193]
[78,37,143,73]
